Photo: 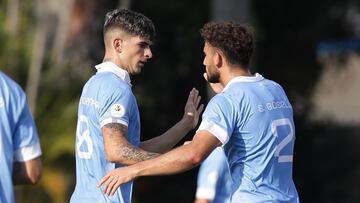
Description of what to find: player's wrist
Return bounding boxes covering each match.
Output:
[132,162,146,178]
[179,117,194,132]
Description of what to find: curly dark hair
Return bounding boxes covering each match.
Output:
[104,9,155,42]
[200,21,254,68]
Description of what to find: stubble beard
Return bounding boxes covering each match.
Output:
[207,70,220,83]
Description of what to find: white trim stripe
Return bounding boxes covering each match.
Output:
[197,121,229,145]
[196,188,216,200]
[222,73,264,92]
[14,142,42,162]
[95,62,131,86]
[100,117,128,128]
[278,155,293,163]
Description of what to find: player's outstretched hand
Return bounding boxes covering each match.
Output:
[182,88,204,129]
[97,166,136,196]
[203,73,224,93]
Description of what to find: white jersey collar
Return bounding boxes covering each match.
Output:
[95,62,131,86]
[222,73,264,92]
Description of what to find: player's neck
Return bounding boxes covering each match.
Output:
[103,57,114,63]
[102,55,123,70]
[221,66,252,86]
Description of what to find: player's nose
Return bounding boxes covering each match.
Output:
[144,47,152,59]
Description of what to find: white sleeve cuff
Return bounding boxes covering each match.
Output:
[196,188,215,200]
[197,120,229,145]
[100,117,128,128]
[14,142,42,162]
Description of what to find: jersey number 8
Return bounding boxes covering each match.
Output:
[76,115,93,159]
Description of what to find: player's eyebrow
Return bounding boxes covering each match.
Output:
[138,39,153,46]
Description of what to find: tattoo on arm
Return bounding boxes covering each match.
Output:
[119,145,159,162]
[104,123,128,138]
[104,123,160,163]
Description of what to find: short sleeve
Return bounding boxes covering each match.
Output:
[13,93,42,162]
[99,87,133,128]
[197,95,235,145]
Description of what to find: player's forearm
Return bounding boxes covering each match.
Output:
[97,147,199,196]
[140,118,193,153]
[136,133,220,177]
[103,123,160,165]
[12,158,42,185]
[98,133,219,196]
[107,142,160,165]
[12,167,34,185]
[134,143,204,177]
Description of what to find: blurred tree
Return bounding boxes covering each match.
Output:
[5,0,20,35]
[26,0,49,113]
[1,0,98,202]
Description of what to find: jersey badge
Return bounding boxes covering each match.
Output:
[110,104,125,118]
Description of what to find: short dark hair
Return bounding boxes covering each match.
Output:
[200,21,254,68]
[104,9,155,42]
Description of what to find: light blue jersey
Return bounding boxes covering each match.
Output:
[198,73,299,203]
[0,71,42,203]
[196,147,231,203]
[70,62,140,203]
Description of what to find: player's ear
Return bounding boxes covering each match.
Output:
[215,51,223,68]
[113,38,123,53]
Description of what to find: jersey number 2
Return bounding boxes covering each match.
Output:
[271,118,294,163]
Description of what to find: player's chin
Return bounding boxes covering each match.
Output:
[132,67,142,74]
[138,61,146,68]
[136,63,145,72]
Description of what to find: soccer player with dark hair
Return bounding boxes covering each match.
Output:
[98,21,299,203]
[70,9,203,203]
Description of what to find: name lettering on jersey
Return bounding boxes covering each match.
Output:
[80,97,99,109]
[257,100,292,113]
[111,104,125,118]
[0,97,4,108]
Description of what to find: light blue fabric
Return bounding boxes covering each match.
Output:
[70,62,140,203]
[0,71,41,203]
[198,74,299,203]
[196,147,231,203]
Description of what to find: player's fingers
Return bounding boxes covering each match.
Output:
[187,90,197,108]
[110,181,121,196]
[102,179,110,194]
[105,177,116,196]
[186,89,197,109]
[102,176,113,194]
[192,88,199,103]
[197,104,204,114]
[185,89,193,105]
[195,94,201,107]
[97,174,110,188]
[188,88,195,101]
[107,178,118,196]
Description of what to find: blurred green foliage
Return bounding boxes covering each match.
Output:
[0,1,79,202]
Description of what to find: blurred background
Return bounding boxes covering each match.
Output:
[1,0,360,202]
